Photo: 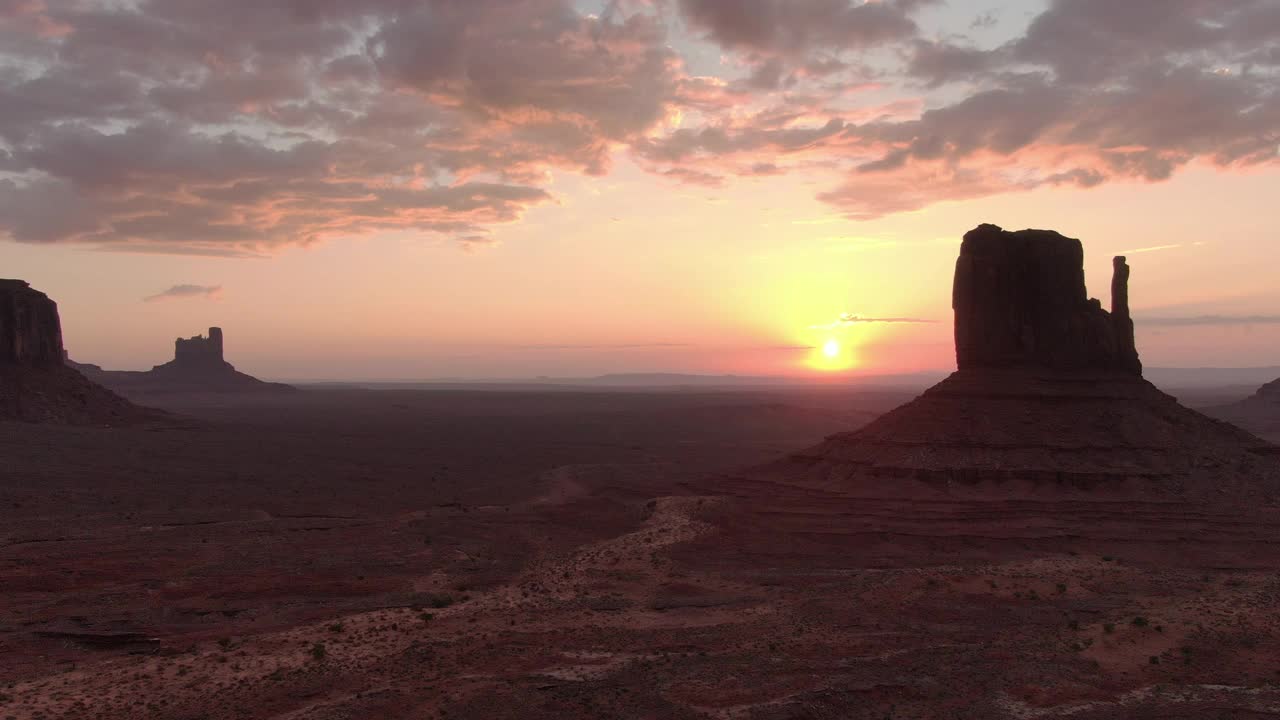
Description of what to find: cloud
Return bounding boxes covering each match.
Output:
[678,0,927,53]
[0,0,679,254]
[1118,244,1183,255]
[676,0,933,87]
[510,342,692,351]
[0,0,1277,251]
[810,313,935,330]
[644,0,1280,216]
[143,284,223,303]
[1137,315,1280,327]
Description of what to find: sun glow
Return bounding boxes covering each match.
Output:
[806,332,858,373]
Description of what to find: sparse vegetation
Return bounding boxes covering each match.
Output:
[309,642,327,661]
[1132,616,1149,628]
[328,622,345,633]
[1103,623,1115,634]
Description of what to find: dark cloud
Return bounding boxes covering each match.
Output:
[676,0,933,89]
[677,0,927,56]
[0,0,678,253]
[143,284,223,303]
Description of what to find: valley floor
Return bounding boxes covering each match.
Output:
[2,388,1279,719]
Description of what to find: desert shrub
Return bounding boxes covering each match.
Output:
[309,642,327,661]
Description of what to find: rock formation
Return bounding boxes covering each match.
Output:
[681,224,1280,570]
[170,327,224,369]
[952,224,1140,374]
[0,279,65,366]
[0,280,150,424]
[75,326,293,396]
[1204,375,1280,444]
[151,327,237,376]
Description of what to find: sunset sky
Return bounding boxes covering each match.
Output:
[2,0,1278,380]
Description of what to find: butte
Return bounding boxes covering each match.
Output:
[71,326,293,396]
[679,224,1280,569]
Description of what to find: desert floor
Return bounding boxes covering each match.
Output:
[3,386,1280,719]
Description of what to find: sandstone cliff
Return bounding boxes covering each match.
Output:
[0,280,151,424]
[0,279,65,366]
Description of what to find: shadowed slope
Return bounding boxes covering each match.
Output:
[1204,376,1280,444]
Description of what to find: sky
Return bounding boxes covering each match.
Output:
[1,0,1278,380]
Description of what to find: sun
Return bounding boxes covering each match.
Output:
[822,338,840,358]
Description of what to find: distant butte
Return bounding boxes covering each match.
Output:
[72,326,293,397]
[679,223,1280,570]
[0,279,150,424]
